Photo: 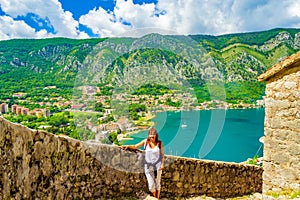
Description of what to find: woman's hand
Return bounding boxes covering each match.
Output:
[160,163,164,170]
[121,145,130,150]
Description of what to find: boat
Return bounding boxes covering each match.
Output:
[181,124,187,128]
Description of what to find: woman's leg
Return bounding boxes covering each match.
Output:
[145,165,156,196]
[152,191,157,198]
[156,190,160,199]
[155,169,162,199]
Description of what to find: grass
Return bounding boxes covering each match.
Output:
[291,191,300,199]
[266,189,300,199]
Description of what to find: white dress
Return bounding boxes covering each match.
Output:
[144,142,162,192]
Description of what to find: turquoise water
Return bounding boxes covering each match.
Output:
[123,108,265,163]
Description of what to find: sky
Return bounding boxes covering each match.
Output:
[0,0,300,40]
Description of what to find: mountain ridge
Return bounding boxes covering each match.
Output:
[1,28,300,103]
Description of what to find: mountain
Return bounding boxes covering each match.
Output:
[1,28,300,103]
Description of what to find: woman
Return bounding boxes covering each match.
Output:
[122,127,164,199]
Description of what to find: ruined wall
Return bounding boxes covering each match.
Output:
[0,117,262,199]
[263,67,300,193]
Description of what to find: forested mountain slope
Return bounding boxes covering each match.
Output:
[1,28,300,103]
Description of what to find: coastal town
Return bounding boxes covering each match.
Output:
[0,85,265,144]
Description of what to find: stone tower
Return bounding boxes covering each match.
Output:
[258,51,300,193]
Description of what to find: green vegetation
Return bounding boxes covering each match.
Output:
[96,86,113,96]
[0,28,297,104]
[129,103,147,120]
[266,189,300,199]
[108,130,121,146]
[291,191,300,199]
[3,111,81,139]
[165,97,181,108]
[225,81,265,104]
[1,28,300,141]
[191,28,300,49]
[0,37,105,101]
[246,155,262,166]
[192,81,265,103]
[132,83,172,95]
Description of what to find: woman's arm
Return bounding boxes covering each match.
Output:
[122,139,145,150]
[160,142,165,170]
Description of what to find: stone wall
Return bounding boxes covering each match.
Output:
[0,117,262,199]
[263,67,300,193]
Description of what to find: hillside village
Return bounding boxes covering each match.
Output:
[0,83,265,145]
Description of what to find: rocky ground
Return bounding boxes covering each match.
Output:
[142,193,300,200]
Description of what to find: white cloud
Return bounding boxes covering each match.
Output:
[155,0,240,35]
[79,0,300,38]
[79,0,162,37]
[227,0,300,32]
[286,1,300,27]
[0,0,89,40]
[79,7,130,37]
[79,0,160,37]
[114,0,157,28]
[0,15,50,40]
[0,0,300,40]
[79,0,242,37]
[288,1,300,17]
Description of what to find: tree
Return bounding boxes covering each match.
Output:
[95,102,104,112]
[48,114,69,127]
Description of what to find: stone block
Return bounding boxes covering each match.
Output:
[41,159,53,176]
[278,168,298,182]
[268,81,283,92]
[176,182,183,188]
[264,127,273,137]
[293,132,300,143]
[12,136,25,159]
[272,129,292,140]
[264,98,276,107]
[111,154,121,166]
[268,117,283,129]
[32,141,44,160]
[284,81,297,90]
[276,100,291,109]
[272,152,290,164]
[172,171,180,181]
[290,156,300,169]
[276,109,293,117]
[291,100,300,108]
[288,143,300,156]
[275,92,290,99]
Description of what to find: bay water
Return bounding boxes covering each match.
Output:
[123,108,265,163]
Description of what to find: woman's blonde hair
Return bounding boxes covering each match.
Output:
[146,127,161,147]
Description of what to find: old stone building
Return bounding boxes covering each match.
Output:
[258,51,300,193]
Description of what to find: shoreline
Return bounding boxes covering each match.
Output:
[120,106,264,142]
[119,112,156,142]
